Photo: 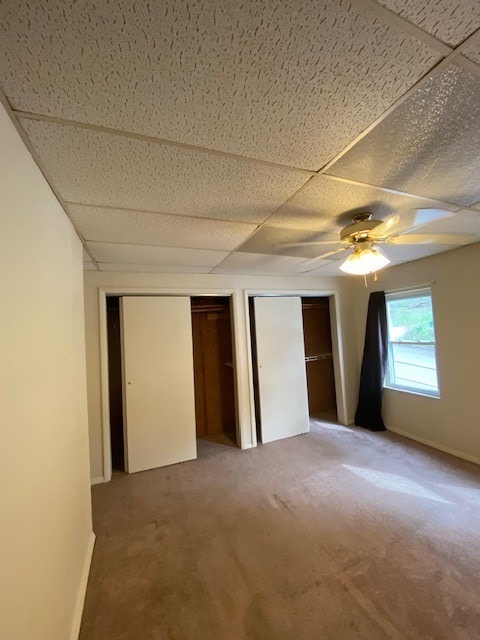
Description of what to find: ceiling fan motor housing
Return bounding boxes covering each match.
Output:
[340,213,383,243]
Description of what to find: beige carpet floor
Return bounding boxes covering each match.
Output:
[80,421,480,639]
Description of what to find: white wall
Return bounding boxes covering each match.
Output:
[83,271,359,480]
[353,243,480,463]
[0,102,93,639]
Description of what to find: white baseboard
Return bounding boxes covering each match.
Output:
[386,426,480,466]
[69,531,96,640]
[90,476,105,485]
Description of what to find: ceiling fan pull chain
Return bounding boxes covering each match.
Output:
[364,274,368,288]
[373,272,378,282]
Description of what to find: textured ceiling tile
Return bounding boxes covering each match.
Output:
[82,247,93,262]
[83,262,97,271]
[67,204,256,250]
[268,175,457,232]
[211,252,313,275]
[3,0,442,168]
[86,242,228,266]
[460,32,480,66]
[326,64,480,207]
[376,0,480,46]
[20,120,309,223]
[98,263,212,273]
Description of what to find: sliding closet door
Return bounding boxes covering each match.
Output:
[121,296,197,473]
[253,297,309,443]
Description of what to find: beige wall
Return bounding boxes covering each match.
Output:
[353,243,480,463]
[0,103,93,639]
[83,271,359,480]
[84,243,480,482]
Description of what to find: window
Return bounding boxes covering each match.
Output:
[385,288,439,397]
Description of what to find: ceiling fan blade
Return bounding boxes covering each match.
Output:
[370,208,454,239]
[388,233,477,246]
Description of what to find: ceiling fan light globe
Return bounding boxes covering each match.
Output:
[339,247,390,275]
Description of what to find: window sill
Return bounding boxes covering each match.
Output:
[383,385,440,400]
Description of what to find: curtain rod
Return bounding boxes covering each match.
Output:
[386,282,436,294]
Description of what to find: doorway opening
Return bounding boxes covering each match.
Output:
[106,294,239,476]
[106,296,125,472]
[301,297,337,422]
[191,297,238,449]
[247,295,338,446]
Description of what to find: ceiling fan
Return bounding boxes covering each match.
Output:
[283,209,476,275]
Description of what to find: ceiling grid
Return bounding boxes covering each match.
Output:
[1,0,479,274]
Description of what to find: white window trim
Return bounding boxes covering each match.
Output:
[385,287,440,399]
[383,384,441,399]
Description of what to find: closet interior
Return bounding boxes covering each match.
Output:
[301,297,337,421]
[191,296,237,446]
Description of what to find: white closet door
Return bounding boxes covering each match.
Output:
[253,297,309,443]
[121,296,197,473]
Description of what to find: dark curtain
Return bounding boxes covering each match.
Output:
[355,291,388,431]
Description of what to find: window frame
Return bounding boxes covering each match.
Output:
[384,287,440,399]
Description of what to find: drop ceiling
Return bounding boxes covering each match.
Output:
[1,0,480,277]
